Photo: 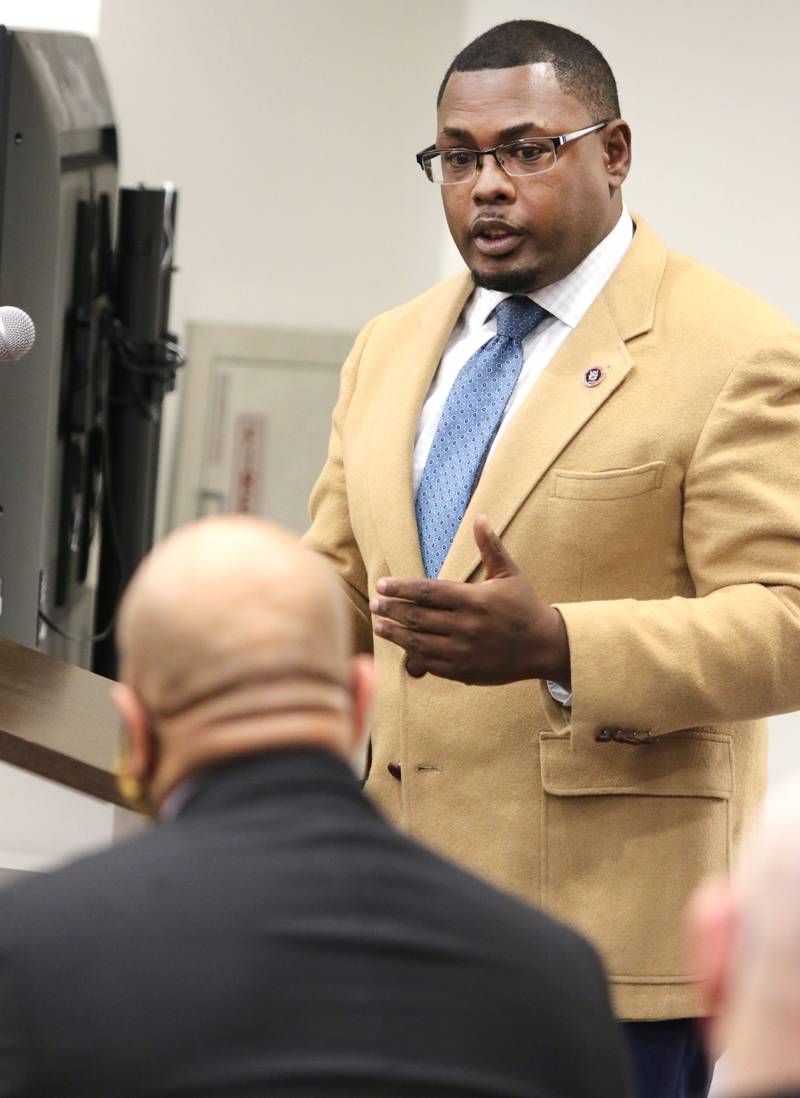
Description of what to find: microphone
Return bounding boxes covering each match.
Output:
[0,306,35,361]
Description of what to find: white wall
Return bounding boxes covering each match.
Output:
[0,765,114,871]
[98,0,466,336]
[96,0,467,535]
[0,0,100,35]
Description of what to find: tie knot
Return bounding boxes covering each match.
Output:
[494,295,549,342]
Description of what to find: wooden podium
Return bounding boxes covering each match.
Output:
[0,636,127,808]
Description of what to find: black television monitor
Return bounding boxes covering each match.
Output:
[0,27,117,669]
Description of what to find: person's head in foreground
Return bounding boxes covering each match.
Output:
[112,514,372,812]
[96,516,628,1098]
[690,780,800,1098]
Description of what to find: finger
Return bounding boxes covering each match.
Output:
[375,577,468,609]
[369,596,455,636]
[372,618,464,662]
[405,658,427,679]
[406,655,476,684]
[473,515,519,580]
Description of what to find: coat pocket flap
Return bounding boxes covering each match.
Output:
[540,730,733,798]
[552,460,665,500]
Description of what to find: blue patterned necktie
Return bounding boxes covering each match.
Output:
[415,295,550,577]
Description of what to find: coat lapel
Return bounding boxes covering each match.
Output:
[439,293,633,582]
[368,216,667,584]
[440,216,667,583]
[367,273,473,578]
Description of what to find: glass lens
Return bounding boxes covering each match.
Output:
[498,139,556,176]
[430,149,477,184]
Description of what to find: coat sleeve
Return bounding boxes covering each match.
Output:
[554,325,800,745]
[303,319,376,655]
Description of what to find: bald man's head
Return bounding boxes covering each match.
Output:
[113,517,370,807]
[689,779,800,1095]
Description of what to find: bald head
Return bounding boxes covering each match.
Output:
[114,517,368,805]
[734,782,800,979]
[689,779,800,1095]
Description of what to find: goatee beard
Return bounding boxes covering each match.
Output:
[470,266,539,294]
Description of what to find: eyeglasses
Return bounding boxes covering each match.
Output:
[416,120,611,185]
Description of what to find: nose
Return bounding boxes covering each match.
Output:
[471,152,516,203]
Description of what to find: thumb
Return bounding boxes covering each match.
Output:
[474,515,518,580]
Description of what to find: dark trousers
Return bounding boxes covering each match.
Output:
[623,1019,711,1098]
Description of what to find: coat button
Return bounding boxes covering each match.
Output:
[595,728,613,742]
[387,762,402,780]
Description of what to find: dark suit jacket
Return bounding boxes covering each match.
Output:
[0,748,630,1097]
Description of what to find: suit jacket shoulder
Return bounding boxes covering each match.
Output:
[659,245,797,341]
[605,215,797,350]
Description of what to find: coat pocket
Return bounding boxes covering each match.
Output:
[551,460,665,500]
[541,729,733,798]
[540,731,732,983]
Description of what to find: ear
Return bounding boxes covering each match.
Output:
[687,877,738,1052]
[348,654,374,755]
[603,119,632,192]
[110,682,155,781]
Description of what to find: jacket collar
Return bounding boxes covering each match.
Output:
[169,748,366,822]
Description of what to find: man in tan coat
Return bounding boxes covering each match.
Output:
[305,19,800,1098]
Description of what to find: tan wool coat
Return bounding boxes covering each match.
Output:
[305,217,800,1020]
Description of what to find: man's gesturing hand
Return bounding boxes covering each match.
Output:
[370,515,571,686]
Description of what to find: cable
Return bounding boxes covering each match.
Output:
[37,605,116,644]
[161,181,176,274]
[38,320,186,651]
[110,319,185,385]
[37,387,129,649]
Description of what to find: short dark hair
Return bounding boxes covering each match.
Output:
[437,20,621,120]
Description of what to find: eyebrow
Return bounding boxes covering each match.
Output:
[440,121,547,145]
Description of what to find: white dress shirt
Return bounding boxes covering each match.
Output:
[412,208,635,704]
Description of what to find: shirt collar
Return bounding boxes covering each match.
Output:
[465,207,634,332]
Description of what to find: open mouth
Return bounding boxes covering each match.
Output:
[471,219,524,257]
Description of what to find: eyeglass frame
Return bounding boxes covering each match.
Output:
[415,120,612,184]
